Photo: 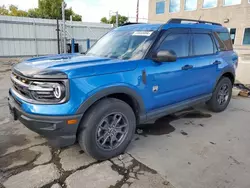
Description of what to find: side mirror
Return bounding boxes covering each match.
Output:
[152,50,177,63]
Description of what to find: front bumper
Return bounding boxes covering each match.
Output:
[8,93,83,147]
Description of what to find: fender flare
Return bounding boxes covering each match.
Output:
[215,66,235,87]
[76,86,146,120]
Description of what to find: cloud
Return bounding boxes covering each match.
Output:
[0,0,149,22]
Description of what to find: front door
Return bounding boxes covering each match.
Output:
[146,28,199,111]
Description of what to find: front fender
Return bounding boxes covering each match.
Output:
[76,85,146,118]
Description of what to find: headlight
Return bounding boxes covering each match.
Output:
[28,81,67,103]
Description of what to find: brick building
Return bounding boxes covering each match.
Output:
[148,0,250,54]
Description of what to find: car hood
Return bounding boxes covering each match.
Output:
[13,54,137,79]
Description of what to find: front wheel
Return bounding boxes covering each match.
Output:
[78,98,136,160]
[207,77,232,112]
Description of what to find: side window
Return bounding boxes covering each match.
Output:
[243,28,250,45]
[158,33,189,57]
[169,0,180,13]
[214,32,233,50]
[203,0,217,8]
[156,1,165,14]
[229,28,236,44]
[193,34,214,55]
[185,0,197,10]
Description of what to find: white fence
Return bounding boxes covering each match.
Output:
[0,15,113,58]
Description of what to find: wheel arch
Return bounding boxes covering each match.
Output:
[76,86,146,124]
[221,72,235,85]
[215,67,235,87]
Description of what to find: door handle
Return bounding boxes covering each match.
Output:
[213,60,222,65]
[182,65,193,70]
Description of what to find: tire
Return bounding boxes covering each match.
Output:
[78,98,136,160]
[207,77,232,112]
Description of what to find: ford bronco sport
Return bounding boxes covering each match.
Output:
[9,19,238,160]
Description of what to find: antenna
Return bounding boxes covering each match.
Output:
[198,15,202,21]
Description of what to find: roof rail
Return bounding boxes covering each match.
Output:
[167,18,222,26]
[120,22,143,26]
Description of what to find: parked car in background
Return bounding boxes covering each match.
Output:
[8,19,238,160]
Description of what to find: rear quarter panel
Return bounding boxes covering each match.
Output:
[213,50,237,88]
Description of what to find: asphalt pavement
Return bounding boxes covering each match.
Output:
[0,59,250,188]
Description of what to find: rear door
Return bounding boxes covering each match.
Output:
[187,29,219,95]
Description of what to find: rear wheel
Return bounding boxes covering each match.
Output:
[207,77,232,112]
[78,98,136,160]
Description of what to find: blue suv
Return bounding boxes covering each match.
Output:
[8,19,238,160]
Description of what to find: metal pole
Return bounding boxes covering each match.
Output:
[71,38,75,53]
[56,18,60,54]
[33,21,38,56]
[116,11,119,27]
[86,39,90,50]
[136,0,139,23]
[61,1,66,53]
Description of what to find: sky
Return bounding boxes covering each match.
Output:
[0,0,149,23]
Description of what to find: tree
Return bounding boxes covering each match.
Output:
[38,0,61,19]
[0,5,29,17]
[27,8,41,18]
[100,17,108,24]
[37,0,82,21]
[0,1,82,21]
[65,8,82,21]
[9,5,28,17]
[100,14,128,26]
[0,5,9,15]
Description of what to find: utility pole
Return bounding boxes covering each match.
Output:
[56,18,60,54]
[61,1,66,53]
[116,11,119,27]
[136,0,139,23]
[110,10,119,27]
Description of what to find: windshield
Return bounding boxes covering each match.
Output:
[86,30,155,60]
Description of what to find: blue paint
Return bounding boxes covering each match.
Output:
[10,22,237,118]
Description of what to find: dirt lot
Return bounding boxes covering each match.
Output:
[0,59,250,188]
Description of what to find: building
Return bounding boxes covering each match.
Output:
[148,0,250,54]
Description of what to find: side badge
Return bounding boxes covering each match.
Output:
[153,85,158,92]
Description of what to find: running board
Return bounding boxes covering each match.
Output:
[145,94,212,122]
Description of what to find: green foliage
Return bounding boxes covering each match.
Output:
[27,8,41,18]
[0,5,9,15]
[65,8,82,21]
[38,0,61,19]
[0,5,28,16]
[100,17,108,24]
[100,14,128,26]
[0,0,82,21]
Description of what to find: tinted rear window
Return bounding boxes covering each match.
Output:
[214,32,233,51]
[193,34,214,56]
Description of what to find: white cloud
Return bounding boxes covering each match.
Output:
[0,0,149,22]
